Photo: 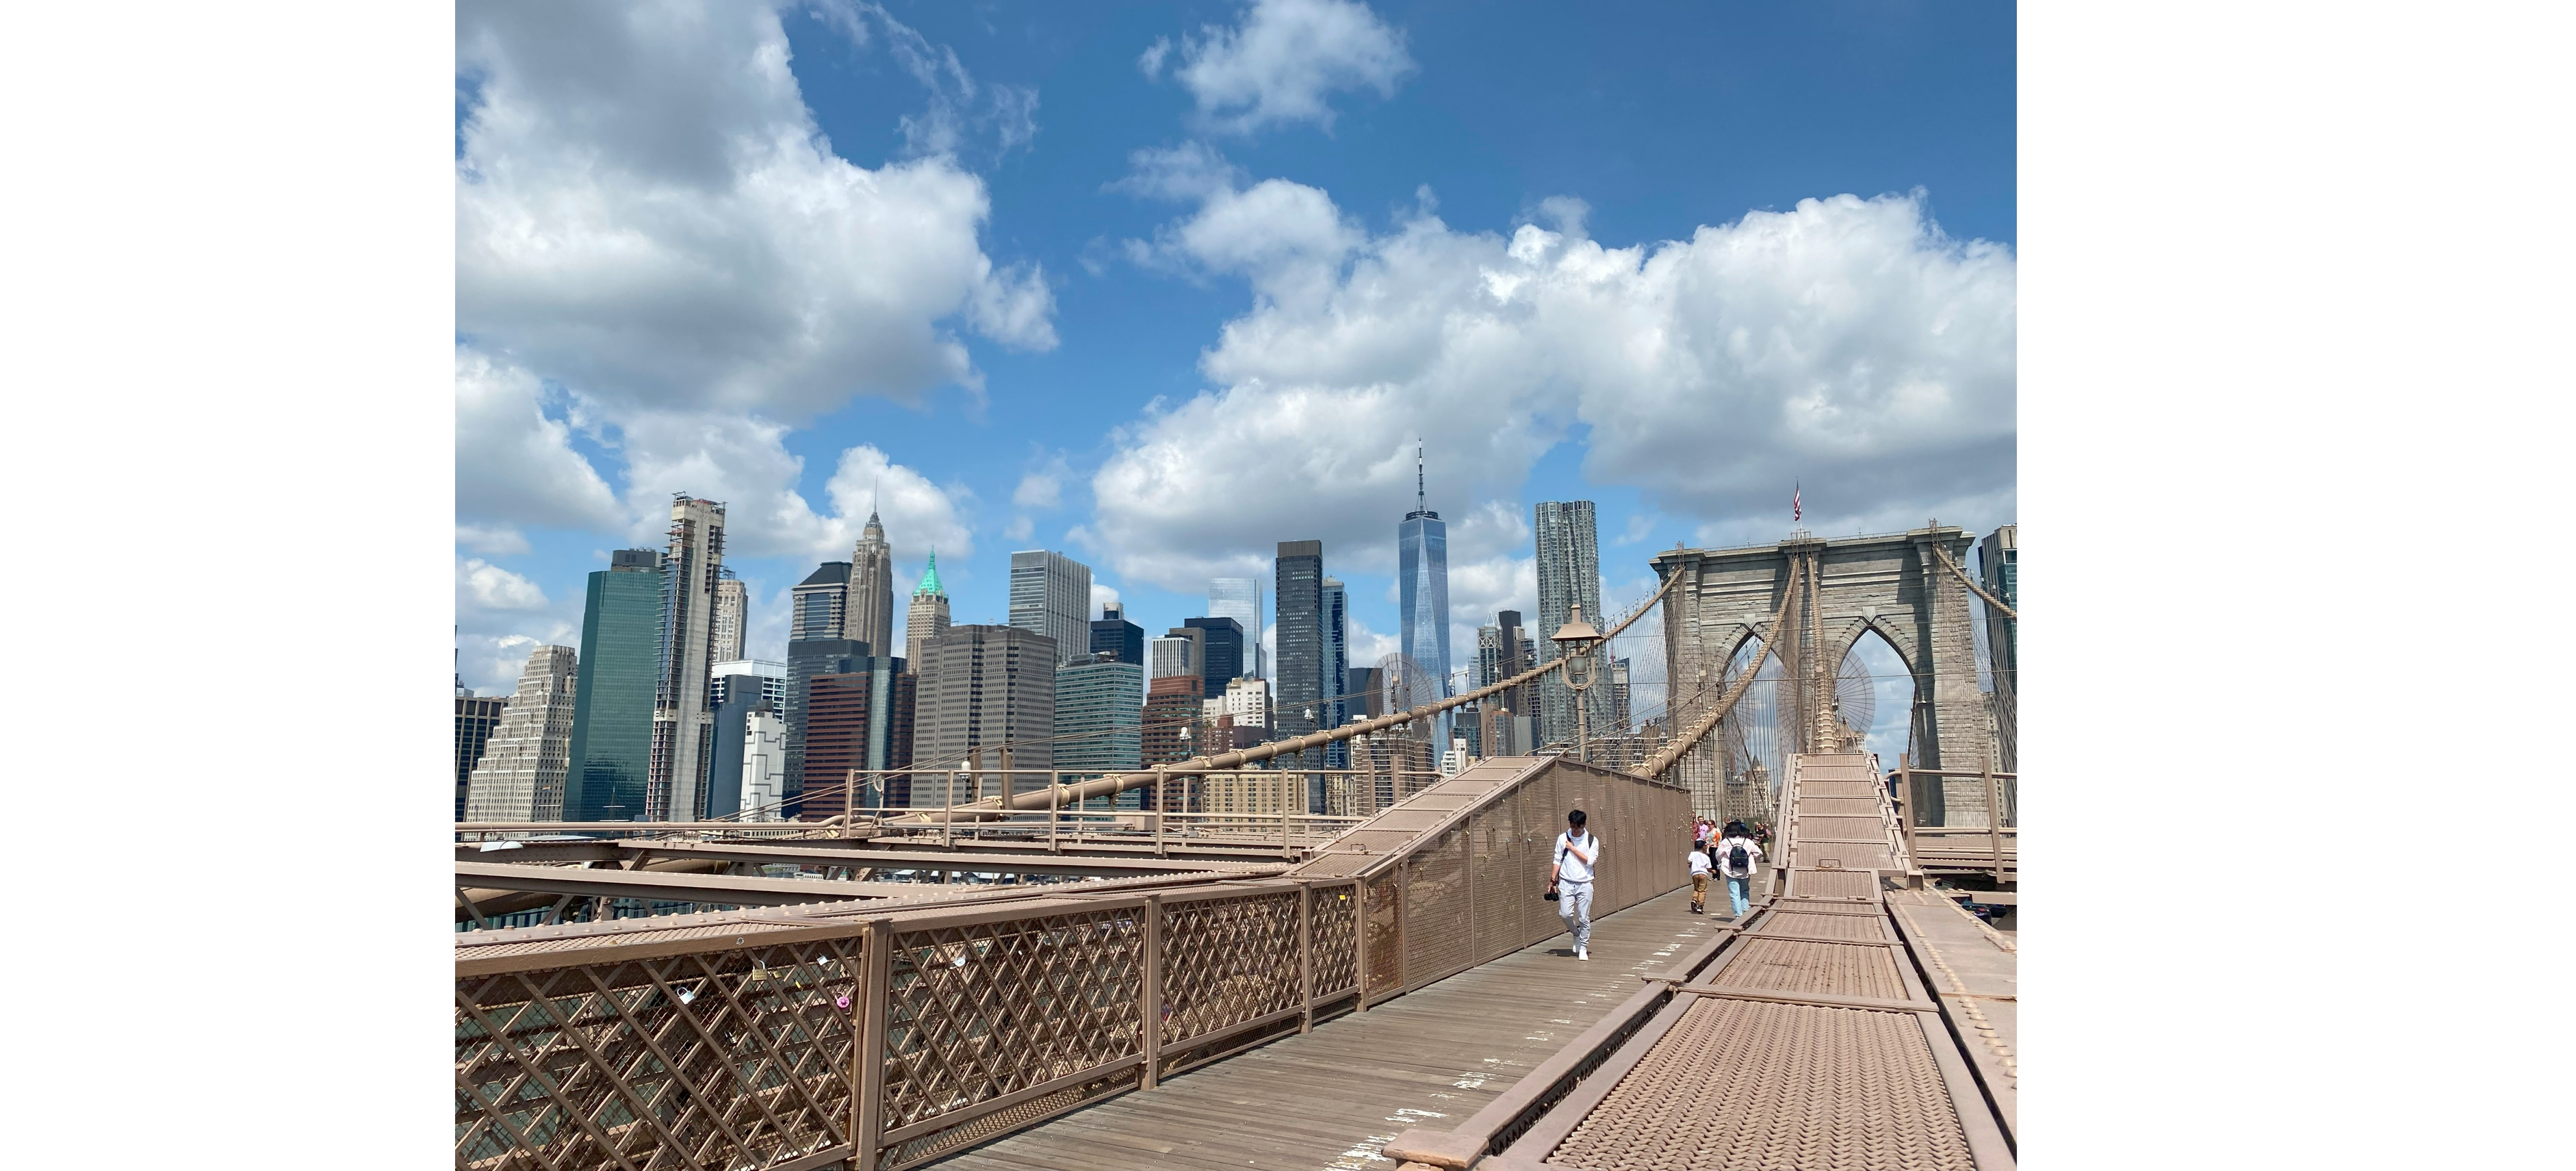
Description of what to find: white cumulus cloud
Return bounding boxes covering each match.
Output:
[454,347,624,535]
[1091,181,2015,590]
[459,557,550,610]
[1148,0,1414,135]
[456,1,1054,421]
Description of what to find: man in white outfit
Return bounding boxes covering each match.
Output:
[1713,819,1763,918]
[1547,808,1601,960]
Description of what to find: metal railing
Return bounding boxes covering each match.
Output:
[454,756,1691,1171]
[456,875,1363,1171]
[1890,761,2018,880]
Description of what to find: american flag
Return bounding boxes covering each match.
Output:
[1792,482,1801,522]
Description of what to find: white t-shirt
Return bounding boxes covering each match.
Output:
[1687,849,1712,877]
[1555,831,1601,884]
[1714,835,1762,879]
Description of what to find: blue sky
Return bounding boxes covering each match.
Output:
[454,0,2016,756]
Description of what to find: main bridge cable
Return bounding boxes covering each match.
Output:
[1929,541,2015,621]
[1637,552,1806,780]
[879,565,1690,824]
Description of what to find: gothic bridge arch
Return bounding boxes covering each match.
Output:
[1651,524,1988,819]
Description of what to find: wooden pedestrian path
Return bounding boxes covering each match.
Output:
[928,880,1764,1171]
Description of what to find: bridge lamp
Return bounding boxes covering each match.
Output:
[1552,604,1605,763]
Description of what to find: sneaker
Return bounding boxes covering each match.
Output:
[1577,945,1588,961]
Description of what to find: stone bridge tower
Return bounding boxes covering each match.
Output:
[1650,524,1992,825]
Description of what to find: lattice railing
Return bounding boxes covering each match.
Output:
[1310,885,1358,998]
[458,879,1363,1171]
[455,934,864,1171]
[457,757,1688,1171]
[1159,890,1302,1044]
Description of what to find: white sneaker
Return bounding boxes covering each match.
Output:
[1577,945,1588,961]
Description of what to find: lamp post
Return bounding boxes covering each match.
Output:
[1552,603,1603,764]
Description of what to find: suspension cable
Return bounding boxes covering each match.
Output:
[1929,541,2015,621]
[1636,554,1804,779]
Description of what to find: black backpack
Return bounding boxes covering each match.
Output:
[1727,842,1749,873]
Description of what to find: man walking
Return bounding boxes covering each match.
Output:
[1714,819,1762,918]
[1686,838,1713,914]
[1547,809,1601,960]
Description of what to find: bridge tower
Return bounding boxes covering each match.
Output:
[1652,523,1991,825]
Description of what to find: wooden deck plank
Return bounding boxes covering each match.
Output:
[929,883,1750,1170]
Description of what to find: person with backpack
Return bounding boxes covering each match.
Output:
[1714,819,1763,917]
[1686,838,1714,914]
[1546,809,1601,960]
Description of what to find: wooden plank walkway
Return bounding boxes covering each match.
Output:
[931,879,1766,1171]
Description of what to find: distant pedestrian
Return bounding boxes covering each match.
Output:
[1714,819,1763,917]
[1547,809,1601,960]
[1686,840,1713,914]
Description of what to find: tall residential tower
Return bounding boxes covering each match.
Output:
[1274,539,1326,802]
[648,496,727,821]
[463,645,580,822]
[1533,500,1608,749]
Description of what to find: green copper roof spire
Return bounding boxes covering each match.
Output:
[914,550,944,597]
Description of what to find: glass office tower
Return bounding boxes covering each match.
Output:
[565,549,664,821]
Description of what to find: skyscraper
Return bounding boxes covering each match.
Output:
[1274,539,1325,803]
[649,496,726,821]
[904,552,951,668]
[1398,441,1453,746]
[1148,634,1196,681]
[1090,602,1144,665]
[709,660,788,711]
[786,638,868,817]
[1183,616,1244,698]
[1055,652,1144,782]
[740,708,788,823]
[710,575,748,662]
[1321,576,1348,769]
[455,693,506,821]
[1480,610,1534,718]
[1208,577,1265,678]
[1534,500,1607,749]
[914,625,1056,806]
[848,509,896,655]
[1140,674,1207,810]
[706,682,758,820]
[706,659,786,819]
[803,659,914,821]
[463,645,579,822]
[791,562,853,643]
[1009,550,1092,666]
[565,548,662,822]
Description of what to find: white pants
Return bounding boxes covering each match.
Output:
[1557,880,1593,951]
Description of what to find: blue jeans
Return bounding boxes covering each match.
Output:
[1725,875,1751,916]
[1557,881,1593,951]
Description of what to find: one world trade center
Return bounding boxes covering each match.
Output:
[1398,440,1452,751]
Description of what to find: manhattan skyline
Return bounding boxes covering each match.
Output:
[453,1,2018,768]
